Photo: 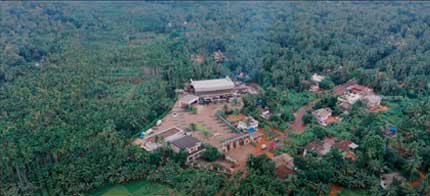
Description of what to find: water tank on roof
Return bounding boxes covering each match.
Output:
[139,132,145,139]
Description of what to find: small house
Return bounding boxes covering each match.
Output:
[303,137,336,156]
[334,140,359,161]
[338,93,362,105]
[366,95,382,110]
[312,108,332,126]
[237,117,259,132]
[272,153,295,178]
[380,172,405,189]
[346,84,373,96]
[260,110,272,119]
[139,127,185,152]
[311,73,325,83]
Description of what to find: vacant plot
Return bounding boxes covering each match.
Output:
[88,180,179,196]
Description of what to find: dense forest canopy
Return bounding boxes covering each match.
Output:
[1,1,430,195]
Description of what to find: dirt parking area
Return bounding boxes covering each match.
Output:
[155,101,242,149]
[145,98,274,172]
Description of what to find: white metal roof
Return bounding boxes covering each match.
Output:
[180,94,199,104]
[191,77,234,92]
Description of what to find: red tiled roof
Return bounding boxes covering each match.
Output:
[347,84,372,93]
[345,151,357,161]
[326,116,340,124]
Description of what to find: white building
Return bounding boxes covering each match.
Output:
[237,117,259,132]
[312,108,332,126]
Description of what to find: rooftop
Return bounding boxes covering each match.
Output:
[305,137,336,156]
[334,140,358,151]
[170,135,201,149]
[366,94,382,103]
[338,93,362,105]
[313,108,332,119]
[311,73,325,83]
[179,94,199,104]
[191,77,235,93]
[346,84,373,94]
[380,172,405,189]
[272,153,294,169]
[144,127,184,144]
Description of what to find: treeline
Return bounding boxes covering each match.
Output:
[1,1,430,195]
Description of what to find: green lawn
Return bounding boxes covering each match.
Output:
[88,180,180,196]
[195,123,213,138]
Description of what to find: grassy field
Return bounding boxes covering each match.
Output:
[195,123,213,138]
[88,180,180,196]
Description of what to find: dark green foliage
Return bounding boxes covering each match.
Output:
[149,161,225,196]
[310,126,328,140]
[246,155,276,177]
[201,145,223,162]
[319,78,335,90]
[281,111,295,122]
[303,111,315,125]
[313,96,338,110]
[2,1,430,195]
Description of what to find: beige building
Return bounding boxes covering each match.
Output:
[312,108,332,126]
[170,135,205,163]
[366,95,382,109]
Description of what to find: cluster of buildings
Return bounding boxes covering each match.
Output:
[221,116,263,153]
[337,84,383,111]
[303,137,359,161]
[135,126,205,164]
[136,77,263,167]
[312,108,341,126]
[311,83,384,126]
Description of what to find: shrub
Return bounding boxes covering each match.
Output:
[319,78,335,90]
[303,111,315,125]
[202,145,223,162]
[281,111,295,122]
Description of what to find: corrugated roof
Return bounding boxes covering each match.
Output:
[191,77,234,92]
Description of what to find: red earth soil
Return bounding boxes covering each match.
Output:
[411,171,427,188]
[289,100,317,133]
[328,184,343,196]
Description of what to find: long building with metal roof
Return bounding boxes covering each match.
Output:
[190,76,235,94]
